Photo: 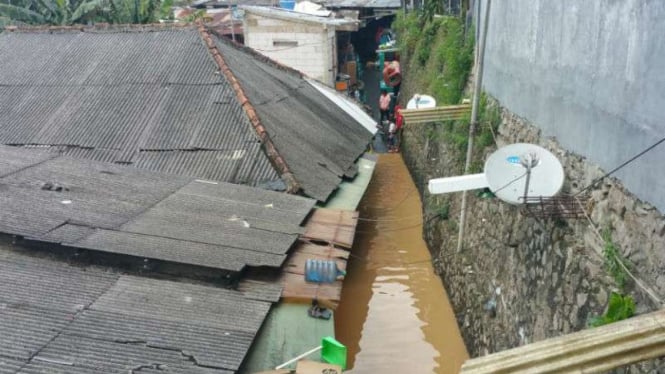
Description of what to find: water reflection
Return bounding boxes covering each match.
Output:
[335,154,468,373]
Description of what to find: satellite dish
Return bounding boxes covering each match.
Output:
[406,94,436,109]
[428,143,565,205]
[484,143,564,204]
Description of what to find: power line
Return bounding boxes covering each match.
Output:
[576,136,665,195]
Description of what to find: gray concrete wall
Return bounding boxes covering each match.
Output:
[479,0,665,212]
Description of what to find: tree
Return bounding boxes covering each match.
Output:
[0,0,161,26]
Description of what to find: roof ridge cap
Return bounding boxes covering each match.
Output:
[196,22,301,194]
[4,23,195,33]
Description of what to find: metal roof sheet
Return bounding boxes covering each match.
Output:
[0,146,315,273]
[214,36,373,202]
[0,244,272,373]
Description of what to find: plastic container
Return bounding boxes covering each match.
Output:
[279,0,296,10]
[305,259,345,283]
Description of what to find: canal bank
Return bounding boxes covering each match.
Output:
[335,154,468,373]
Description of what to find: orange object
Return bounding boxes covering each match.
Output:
[335,80,348,91]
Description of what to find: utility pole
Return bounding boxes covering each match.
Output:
[456,0,491,253]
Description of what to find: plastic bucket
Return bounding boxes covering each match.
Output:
[279,0,296,10]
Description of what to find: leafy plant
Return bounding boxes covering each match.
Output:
[0,0,161,25]
[602,227,629,289]
[589,292,635,327]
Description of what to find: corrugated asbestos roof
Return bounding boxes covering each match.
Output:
[0,145,315,273]
[0,26,374,201]
[0,28,279,187]
[214,36,373,202]
[0,244,272,373]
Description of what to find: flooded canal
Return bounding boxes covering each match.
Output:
[335,154,469,373]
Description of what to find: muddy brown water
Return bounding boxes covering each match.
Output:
[335,154,469,373]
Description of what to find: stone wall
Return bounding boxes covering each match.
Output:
[400,97,665,372]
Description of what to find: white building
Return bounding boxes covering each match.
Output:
[241,6,358,86]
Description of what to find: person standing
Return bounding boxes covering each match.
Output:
[393,104,404,152]
[379,89,391,124]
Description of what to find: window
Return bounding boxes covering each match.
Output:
[273,40,298,47]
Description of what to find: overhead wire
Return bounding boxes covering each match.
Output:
[576,136,665,195]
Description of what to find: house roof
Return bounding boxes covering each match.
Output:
[0,241,275,373]
[0,26,279,187]
[0,25,372,201]
[0,145,315,273]
[241,5,358,27]
[321,0,401,8]
[213,33,372,201]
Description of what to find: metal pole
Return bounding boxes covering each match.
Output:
[456,0,491,253]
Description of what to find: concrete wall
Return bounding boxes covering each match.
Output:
[244,14,336,85]
[479,0,665,212]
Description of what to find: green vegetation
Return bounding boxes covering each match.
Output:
[0,0,162,26]
[589,292,635,327]
[602,227,630,289]
[587,228,635,328]
[393,10,498,167]
[394,12,474,106]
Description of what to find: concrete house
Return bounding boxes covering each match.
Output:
[242,6,358,86]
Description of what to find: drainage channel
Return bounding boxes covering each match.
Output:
[335,153,469,373]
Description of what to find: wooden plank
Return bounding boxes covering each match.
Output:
[280,272,342,306]
[302,209,358,249]
[460,309,665,374]
[297,242,350,260]
[401,104,471,125]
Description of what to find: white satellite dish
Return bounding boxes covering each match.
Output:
[406,94,436,109]
[428,143,565,204]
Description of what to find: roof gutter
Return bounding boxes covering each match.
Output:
[197,23,300,194]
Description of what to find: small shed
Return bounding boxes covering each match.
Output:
[242,5,358,86]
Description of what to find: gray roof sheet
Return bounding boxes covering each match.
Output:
[0,28,279,186]
[0,26,373,201]
[215,36,373,201]
[0,146,315,272]
[0,245,271,373]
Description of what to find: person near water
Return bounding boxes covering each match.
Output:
[379,89,391,124]
[387,118,397,152]
[393,104,404,152]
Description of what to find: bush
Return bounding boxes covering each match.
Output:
[589,292,635,327]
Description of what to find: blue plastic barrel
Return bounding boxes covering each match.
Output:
[305,259,345,283]
[279,0,296,10]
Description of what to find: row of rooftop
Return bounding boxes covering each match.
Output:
[0,15,378,373]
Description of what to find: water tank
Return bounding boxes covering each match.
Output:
[305,259,344,283]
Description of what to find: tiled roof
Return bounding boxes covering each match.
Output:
[0,244,274,373]
[0,145,315,273]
